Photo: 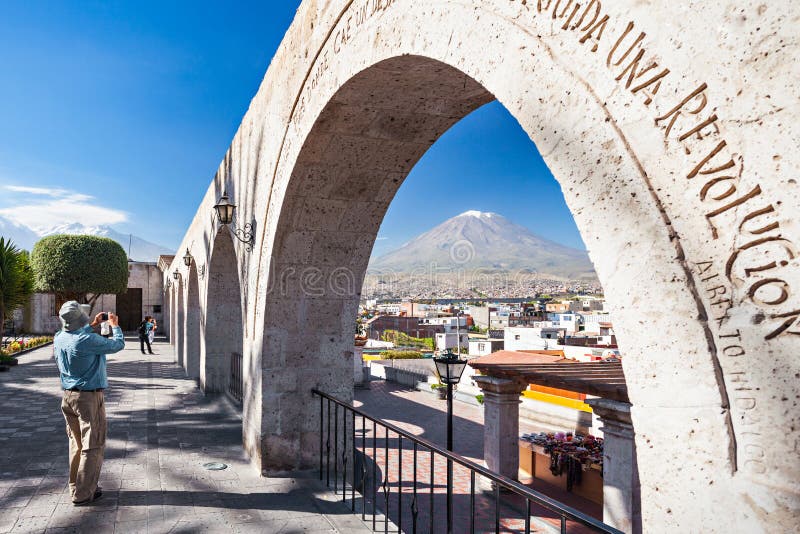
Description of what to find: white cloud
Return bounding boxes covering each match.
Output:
[0,185,127,231]
[375,236,388,241]
[4,185,69,197]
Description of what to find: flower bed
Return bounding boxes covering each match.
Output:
[0,336,54,360]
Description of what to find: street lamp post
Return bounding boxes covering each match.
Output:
[454,309,463,356]
[433,350,467,534]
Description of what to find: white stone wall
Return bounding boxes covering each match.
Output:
[23,293,117,334]
[162,1,800,529]
[19,262,164,334]
[127,262,165,327]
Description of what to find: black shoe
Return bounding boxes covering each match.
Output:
[73,488,102,506]
[149,352,155,355]
[141,351,146,354]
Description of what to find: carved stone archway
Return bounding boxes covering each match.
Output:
[183,262,201,380]
[174,278,184,367]
[202,232,244,395]
[164,2,799,530]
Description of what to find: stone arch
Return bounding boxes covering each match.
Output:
[166,2,798,530]
[163,288,171,343]
[201,231,244,394]
[183,262,201,380]
[174,278,184,367]
[158,292,174,343]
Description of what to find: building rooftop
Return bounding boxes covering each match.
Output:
[469,349,568,366]
[469,360,629,402]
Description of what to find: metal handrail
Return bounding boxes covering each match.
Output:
[312,388,621,534]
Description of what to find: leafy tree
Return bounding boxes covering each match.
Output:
[31,235,128,311]
[0,238,35,333]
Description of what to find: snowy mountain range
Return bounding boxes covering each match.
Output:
[368,211,596,279]
[0,216,172,262]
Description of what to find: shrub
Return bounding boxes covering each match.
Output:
[379,350,423,360]
[476,394,484,405]
[31,235,128,309]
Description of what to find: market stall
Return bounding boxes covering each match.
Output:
[471,360,636,529]
[519,431,604,504]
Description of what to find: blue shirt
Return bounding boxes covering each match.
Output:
[55,324,125,390]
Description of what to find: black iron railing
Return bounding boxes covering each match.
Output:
[228,352,243,404]
[312,389,621,534]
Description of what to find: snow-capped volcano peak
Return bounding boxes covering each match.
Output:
[0,216,172,261]
[459,210,495,218]
[38,223,110,236]
[369,211,596,279]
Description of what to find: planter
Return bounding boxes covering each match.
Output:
[434,386,447,400]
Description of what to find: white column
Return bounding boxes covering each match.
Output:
[473,376,527,480]
[586,398,640,534]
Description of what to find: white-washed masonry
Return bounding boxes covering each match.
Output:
[163,1,799,531]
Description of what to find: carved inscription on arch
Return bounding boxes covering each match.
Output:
[508,0,796,476]
[510,0,797,344]
[295,0,396,124]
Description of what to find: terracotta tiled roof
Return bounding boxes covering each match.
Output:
[518,350,566,357]
[469,350,568,366]
[470,359,629,402]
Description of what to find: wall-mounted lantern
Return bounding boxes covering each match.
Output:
[213,191,255,251]
[183,249,193,267]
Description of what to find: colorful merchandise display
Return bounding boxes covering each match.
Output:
[520,431,604,491]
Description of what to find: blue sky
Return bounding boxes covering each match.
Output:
[0,1,586,253]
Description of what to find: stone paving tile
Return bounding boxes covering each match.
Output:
[0,341,369,534]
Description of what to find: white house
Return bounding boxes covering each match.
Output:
[419,315,467,332]
[435,332,469,351]
[504,326,563,351]
[468,338,504,357]
[376,304,401,315]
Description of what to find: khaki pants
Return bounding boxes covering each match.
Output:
[61,390,106,502]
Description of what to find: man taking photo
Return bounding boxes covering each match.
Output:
[54,301,125,506]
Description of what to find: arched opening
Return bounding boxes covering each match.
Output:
[260,52,722,492]
[262,57,495,470]
[163,289,171,344]
[169,1,797,528]
[202,232,244,397]
[174,278,185,367]
[184,262,201,380]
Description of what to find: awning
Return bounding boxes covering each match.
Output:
[469,361,628,402]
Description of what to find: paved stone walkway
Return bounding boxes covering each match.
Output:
[0,340,370,534]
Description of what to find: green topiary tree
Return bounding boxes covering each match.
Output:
[30,235,128,311]
[0,238,35,333]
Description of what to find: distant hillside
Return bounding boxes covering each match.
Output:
[368,211,596,279]
[0,216,172,262]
